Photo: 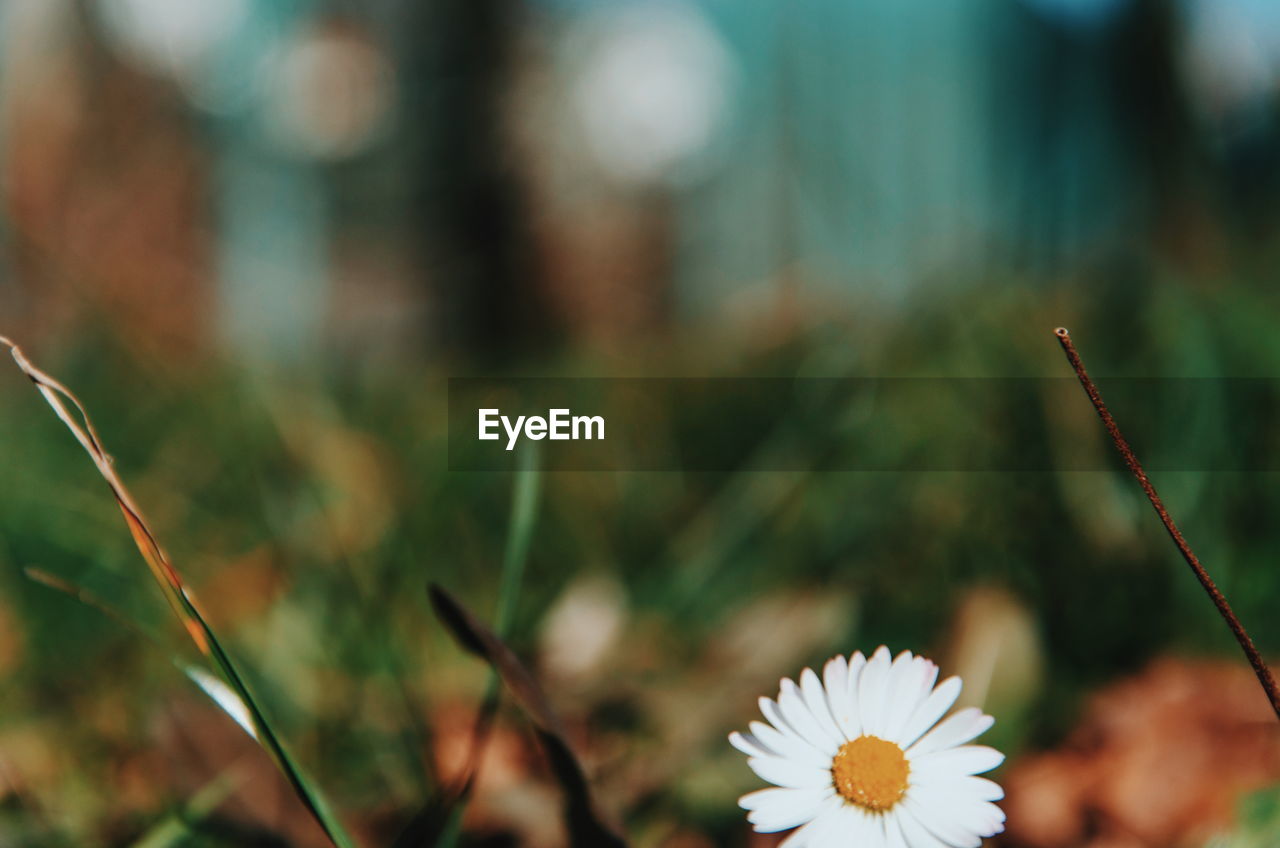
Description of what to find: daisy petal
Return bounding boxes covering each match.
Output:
[903,795,983,848]
[822,655,848,692]
[916,660,940,703]
[800,667,845,743]
[945,799,1005,836]
[779,677,841,752]
[883,812,910,848]
[748,720,831,769]
[911,744,1005,779]
[882,653,931,742]
[908,783,1006,835]
[897,675,962,749]
[777,825,812,848]
[910,771,1006,803]
[969,800,1007,835]
[741,786,833,832]
[778,796,842,848]
[841,804,886,847]
[956,775,1005,802]
[748,756,832,789]
[857,646,893,737]
[800,801,859,848]
[760,697,834,758]
[894,805,950,848]
[729,730,774,759]
[823,655,858,739]
[906,707,994,758]
[843,651,868,733]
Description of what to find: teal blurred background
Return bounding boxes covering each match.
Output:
[1,1,1279,846]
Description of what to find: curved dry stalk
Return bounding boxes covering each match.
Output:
[1,335,359,848]
[429,585,628,848]
[1054,327,1280,721]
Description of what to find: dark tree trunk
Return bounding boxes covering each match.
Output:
[407,0,554,362]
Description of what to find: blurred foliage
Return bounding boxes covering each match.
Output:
[1,275,1279,846]
[1214,787,1280,848]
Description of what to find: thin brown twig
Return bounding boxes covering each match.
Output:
[1054,327,1280,721]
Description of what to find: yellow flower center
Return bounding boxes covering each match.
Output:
[831,735,910,812]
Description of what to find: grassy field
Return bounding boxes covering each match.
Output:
[1,279,1279,847]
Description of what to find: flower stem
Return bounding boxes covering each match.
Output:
[1054,327,1280,721]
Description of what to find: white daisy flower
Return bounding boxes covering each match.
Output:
[730,646,1006,848]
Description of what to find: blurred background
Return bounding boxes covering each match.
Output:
[2,0,1280,845]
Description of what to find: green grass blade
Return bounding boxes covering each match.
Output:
[130,769,243,848]
[493,443,542,638]
[420,446,541,848]
[3,337,359,848]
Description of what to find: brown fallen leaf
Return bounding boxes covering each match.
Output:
[1003,657,1280,848]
